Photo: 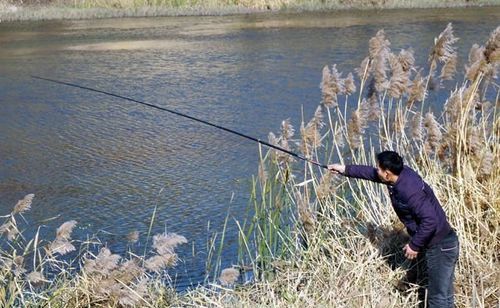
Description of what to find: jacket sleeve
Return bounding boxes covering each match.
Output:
[407,192,438,252]
[344,165,382,183]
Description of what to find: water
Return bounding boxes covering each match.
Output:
[0,8,498,289]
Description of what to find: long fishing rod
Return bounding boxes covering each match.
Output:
[31,75,328,169]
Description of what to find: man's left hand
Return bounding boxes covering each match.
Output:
[403,244,418,260]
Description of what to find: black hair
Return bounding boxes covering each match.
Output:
[376,151,404,175]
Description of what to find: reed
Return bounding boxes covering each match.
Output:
[186,23,499,307]
[0,194,187,307]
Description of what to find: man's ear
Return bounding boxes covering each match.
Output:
[386,169,397,180]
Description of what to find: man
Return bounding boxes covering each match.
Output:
[328,151,459,308]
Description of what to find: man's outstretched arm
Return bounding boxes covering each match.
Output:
[328,164,382,183]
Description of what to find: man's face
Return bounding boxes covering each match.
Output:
[376,164,392,183]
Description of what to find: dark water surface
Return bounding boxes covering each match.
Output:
[0,8,499,288]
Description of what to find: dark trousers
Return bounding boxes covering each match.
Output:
[409,230,459,308]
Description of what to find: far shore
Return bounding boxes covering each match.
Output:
[0,0,499,22]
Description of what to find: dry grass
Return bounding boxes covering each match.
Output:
[0,194,186,307]
[0,0,499,21]
[0,23,499,307]
[181,23,499,307]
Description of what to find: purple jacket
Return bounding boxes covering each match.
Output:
[344,165,451,251]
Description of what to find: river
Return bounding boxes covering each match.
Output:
[0,7,498,289]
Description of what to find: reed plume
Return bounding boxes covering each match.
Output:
[117,278,148,307]
[347,112,362,149]
[26,271,46,285]
[427,72,439,91]
[268,132,278,145]
[398,48,415,72]
[0,221,10,235]
[0,221,19,241]
[144,232,187,272]
[49,220,77,255]
[258,160,268,186]
[86,255,148,307]
[311,105,325,129]
[463,85,481,110]
[392,107,405,136]
[407,70,426,105]
[373,58,389,93]
[333,127,345,149]
[356,56,370,79]
[56,220,77,240]
[269,132,289,164]
[465,44,486,81]
[269,119,296,165]
[49,239,75,256]
[219,267,240,286]
[280,119,295,162]
[13,193,34,215]
[83,247,121,276]
[469,43,485,65]
[368,93,380,121]
[300,106,324,156]
[0,193,35,241]
[369,30,391,93]
[429,23,459,67]
[13,256,26,276]
[300,122,320,156]
[320,65,336,108]
[410,112,423,142]
[152,233,187,255]
[347,100,369,149]
[330,64,345,96]
[116,259,145,283]
[423,112,442,153]
[484,26,500,64]
[295,192,315,235]
[268,132,279,157]
[344,72,357,96]
[280,118,295,140]
[387,52,409,99]
[144,254,177,272]
[320,64,345,108]
[444,89,461,123]
[127,230,140,243]
[464,26,499,81]
[440,53,458,80]
[369,29,390,60]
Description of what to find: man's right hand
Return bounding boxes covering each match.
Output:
[328,164,345,174]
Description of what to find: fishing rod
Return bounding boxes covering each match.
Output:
[31,75,329,169]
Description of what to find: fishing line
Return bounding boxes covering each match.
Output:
[31,75,328,169]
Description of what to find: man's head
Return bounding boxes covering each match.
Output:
[376,151,403,183]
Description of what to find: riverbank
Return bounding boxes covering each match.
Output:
[0,0,499,21]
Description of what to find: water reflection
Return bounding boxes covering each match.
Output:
[65,39,192,51]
